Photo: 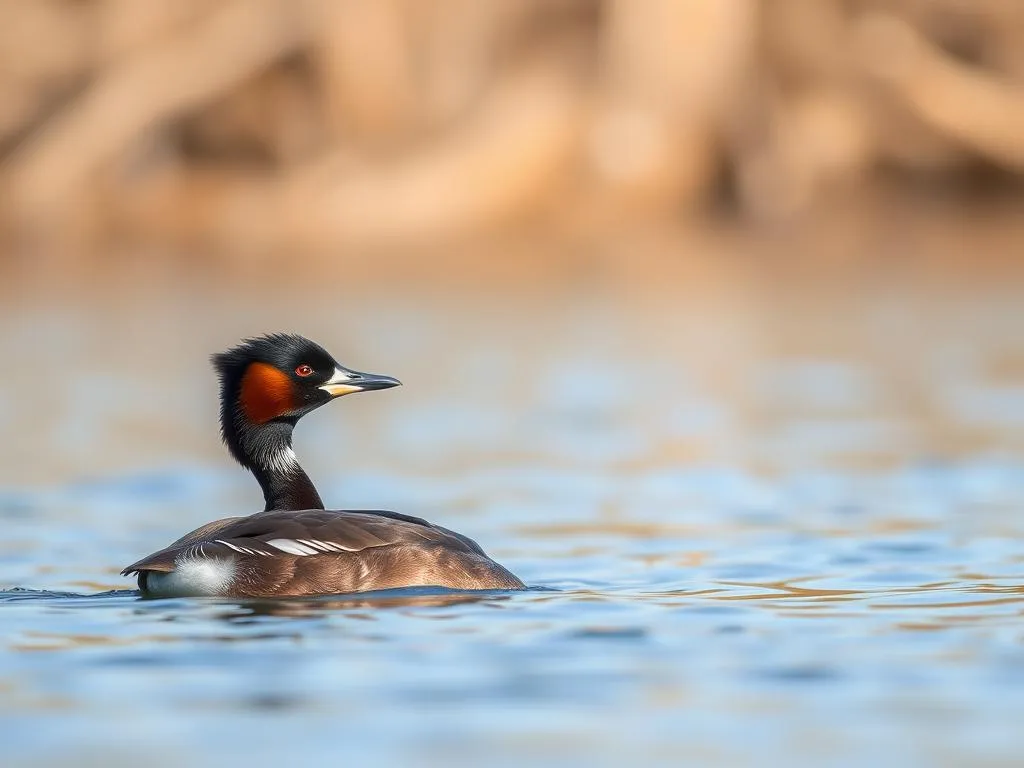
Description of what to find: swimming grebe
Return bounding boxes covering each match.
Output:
[122,334,524,597]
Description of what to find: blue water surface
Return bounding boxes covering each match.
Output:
[1,277,1023,767]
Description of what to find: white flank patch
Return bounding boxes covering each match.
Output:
[215,540,271,556]
[267,538,359,555]
[145,557,237,597]
[310,538,359,552]
[267,538,319,556]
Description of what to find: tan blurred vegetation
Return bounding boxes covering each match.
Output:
[1,0,1024,258]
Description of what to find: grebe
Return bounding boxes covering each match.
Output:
[122,334,524,597]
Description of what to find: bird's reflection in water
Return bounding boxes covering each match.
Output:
[215,587,516,621]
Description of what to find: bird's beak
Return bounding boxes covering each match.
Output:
[319,367,401,397]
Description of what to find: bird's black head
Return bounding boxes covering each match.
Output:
[212,333,401,430]
[209,333,399,510]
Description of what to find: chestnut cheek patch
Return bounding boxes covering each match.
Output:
[239,362,295,423]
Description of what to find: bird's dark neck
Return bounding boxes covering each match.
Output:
[249,437,324,512]
[222,410,324,512]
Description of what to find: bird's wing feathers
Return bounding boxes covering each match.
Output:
[122,509,484,576]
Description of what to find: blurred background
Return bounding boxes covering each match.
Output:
[2,0,1024,260]
[1,0,1023,480]
[3,2,1024,767]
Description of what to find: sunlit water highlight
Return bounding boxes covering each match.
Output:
[1,268,1023,766]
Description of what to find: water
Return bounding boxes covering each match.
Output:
[1,257,1023,767]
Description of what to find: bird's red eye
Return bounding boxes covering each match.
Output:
[295,364,314,377]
